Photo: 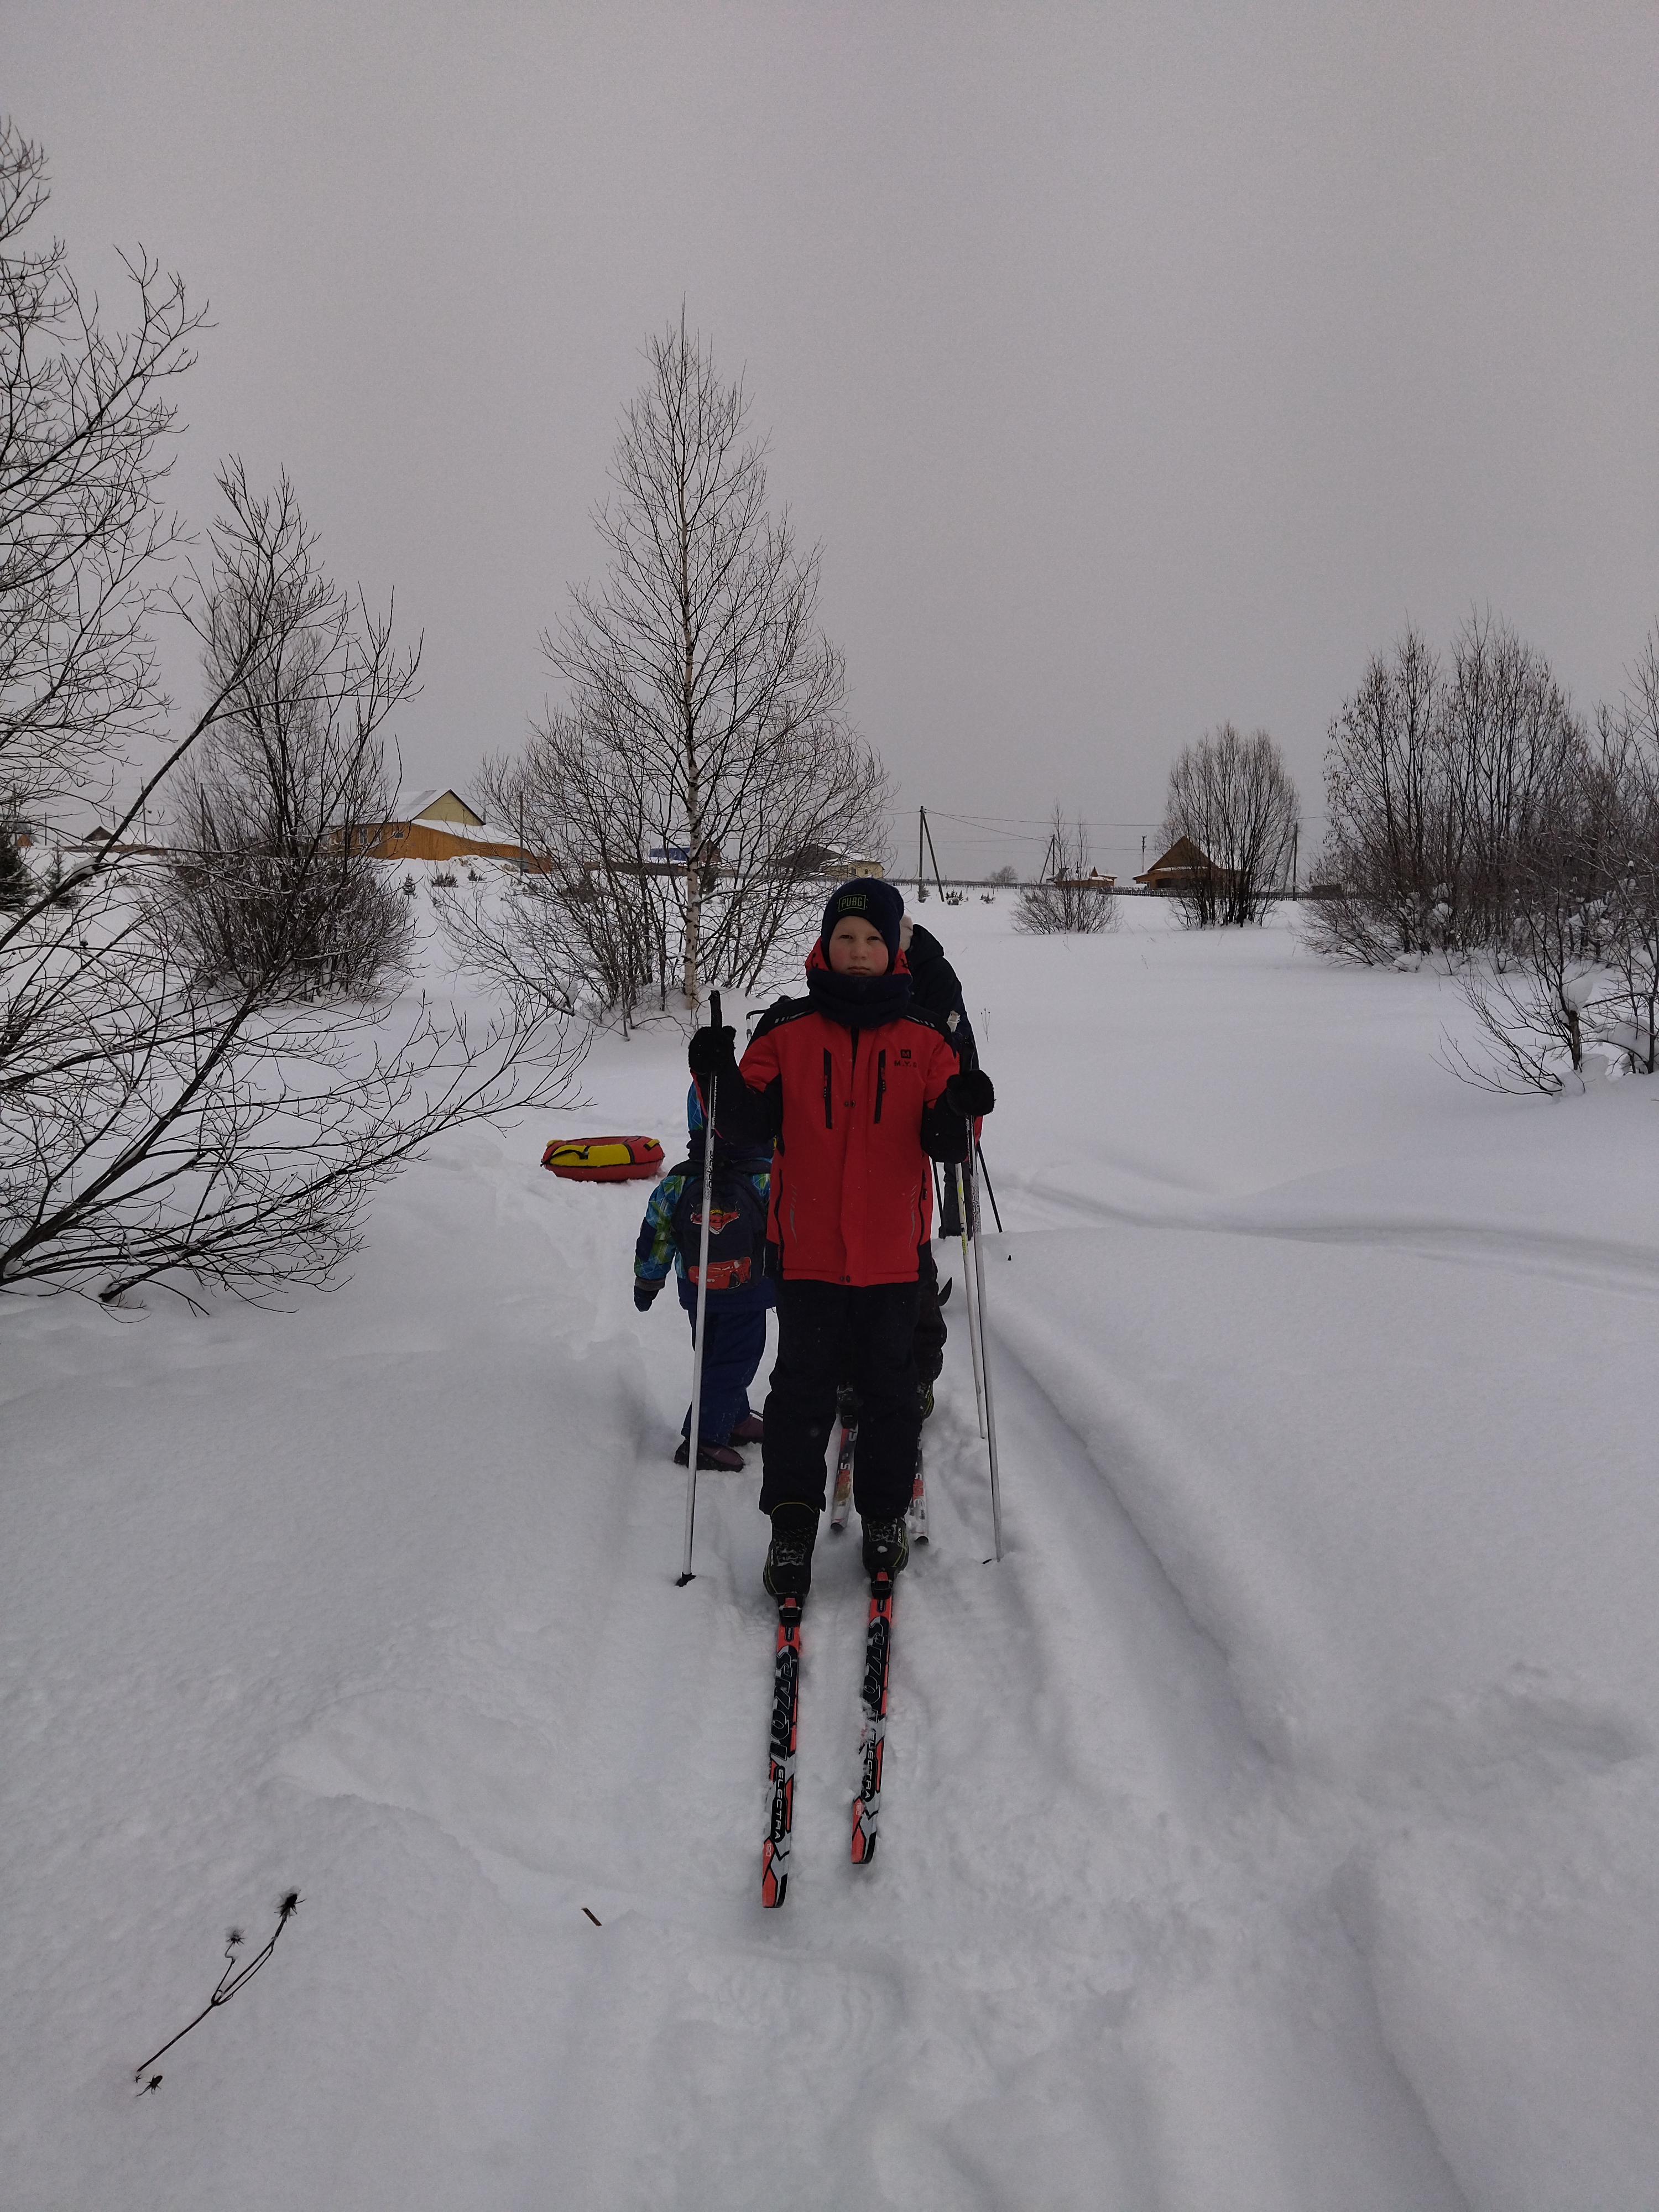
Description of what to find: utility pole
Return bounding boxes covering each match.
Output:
[1291,820,1299,899]
[917,804,926,898]
[920,808,948,901]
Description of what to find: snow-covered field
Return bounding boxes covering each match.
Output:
[5,895,1657,2211]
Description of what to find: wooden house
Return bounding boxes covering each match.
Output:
[1134,836,1227,893]
[357,788,526,865]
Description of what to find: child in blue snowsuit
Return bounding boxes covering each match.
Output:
[633,1085,775,1472]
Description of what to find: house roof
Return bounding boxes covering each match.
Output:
[401,788,485,827]
[1134,835,1215,883]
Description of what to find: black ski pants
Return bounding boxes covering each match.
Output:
[760,1278,921,1521]
[840,1242,945,1413]
[912,1240,947,1387]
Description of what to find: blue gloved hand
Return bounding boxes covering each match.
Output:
[633,1281,659,1312]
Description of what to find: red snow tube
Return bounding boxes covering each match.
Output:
[541,1134,664,1182]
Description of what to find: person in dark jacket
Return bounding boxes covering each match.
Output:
[904,915,978,1070]
[633,1085,774,1473]
[900,912,978,1400]
[688,878,994,1599]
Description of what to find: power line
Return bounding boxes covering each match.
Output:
[922,806,1329,834]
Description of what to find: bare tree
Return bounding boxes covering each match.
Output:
[1597,635,1659,1070]
[1,130,584,1303]
[1014,808,1117,934]
[0,120,200,815]
[157,466,416,999]
[471,316,888,1021]
[1447,796,1600,1092]
[1310,615,1584,963]
[2,469,585,1303]
[1448,635,1659,1090]
[1161,724,1298,926]
[1308,627,1451,961]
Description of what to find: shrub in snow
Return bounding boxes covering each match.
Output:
[152,471,415,1003]
[1015,809,1117,935]
[1159,723,1299,926]
[1442,666,1659,1087]
[1310,617,1589,965]
[1311,617,1659,1087]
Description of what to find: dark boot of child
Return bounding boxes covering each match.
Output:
[861,1515,910,1583]
[730,1412,764,1443]
[675,1438,746,1472]
[763,1501,820,1601]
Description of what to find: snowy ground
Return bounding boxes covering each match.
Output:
[4,894,1657,2210]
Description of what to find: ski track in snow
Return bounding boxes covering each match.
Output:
[262,1227,1466,2212]
[1010,1167,1659,1303]
[6,902,1659,2208]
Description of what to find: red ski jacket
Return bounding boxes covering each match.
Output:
[729,950,970,1286]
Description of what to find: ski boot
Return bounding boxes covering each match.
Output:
[860,1515,910,1583]
[763,1501,820,1602]
[730,1411,765,1443]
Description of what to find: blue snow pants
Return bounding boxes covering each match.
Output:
[677,1277,771,1445]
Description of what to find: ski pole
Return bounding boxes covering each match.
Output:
[975,1140,1004,1234]
[954,1161,988,1441]
[967,1140,1004,1562]
[677,989,722,1587]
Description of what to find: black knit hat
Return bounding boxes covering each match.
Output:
[820,877,905,963]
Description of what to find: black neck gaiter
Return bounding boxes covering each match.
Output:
[807,966,912,1030]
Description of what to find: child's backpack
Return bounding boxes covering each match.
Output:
[667,1154,770,1291]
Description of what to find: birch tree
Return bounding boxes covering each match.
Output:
[524,316,885,1013]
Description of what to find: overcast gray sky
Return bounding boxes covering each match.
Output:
[11,1,1658,878]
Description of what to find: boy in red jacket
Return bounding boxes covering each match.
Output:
[688,878,994,1600]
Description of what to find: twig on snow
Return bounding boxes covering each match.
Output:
[133,1891,301,2089]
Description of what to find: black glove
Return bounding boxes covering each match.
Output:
[687,1023,737,1078]
[945,1068,995,1119]
[633,1281,660,1312]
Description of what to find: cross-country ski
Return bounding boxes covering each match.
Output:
[760,1598,803,1908]
[851,1573,896,1865]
